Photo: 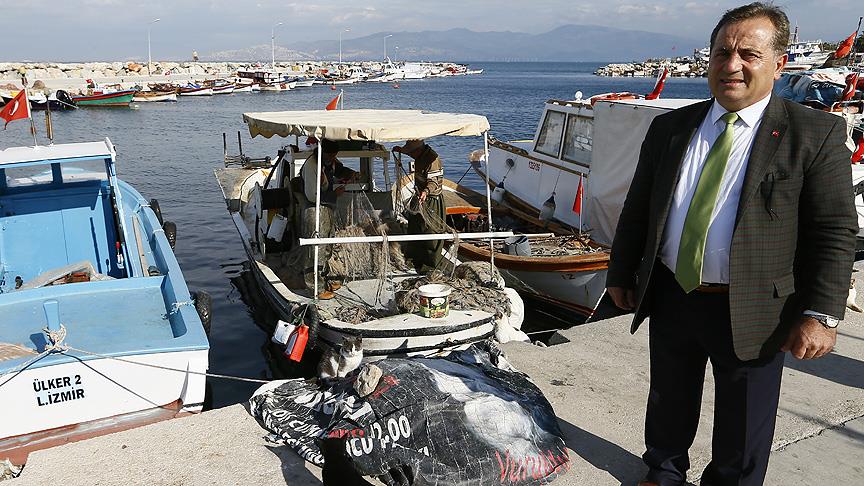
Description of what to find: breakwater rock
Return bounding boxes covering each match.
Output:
[594,58,708,78]
[0,61,243,82]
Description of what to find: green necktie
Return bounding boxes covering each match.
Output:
[675,111,739,293]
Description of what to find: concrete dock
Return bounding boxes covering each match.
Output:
[11,279,864,485]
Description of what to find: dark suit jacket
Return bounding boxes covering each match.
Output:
[607,95,857,361]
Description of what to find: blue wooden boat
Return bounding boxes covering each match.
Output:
[0,140,210,466]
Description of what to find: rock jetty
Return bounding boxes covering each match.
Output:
[595,56,708,78]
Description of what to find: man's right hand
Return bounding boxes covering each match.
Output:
[607,286,636,311]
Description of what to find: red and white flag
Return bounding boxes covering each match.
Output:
[645,67,668,100]
[325,90,342,110]
[0,89,30,129]
[842,72,860,102]
[835,32,857,59]
[572,175,584,215]
[853,137,864,163]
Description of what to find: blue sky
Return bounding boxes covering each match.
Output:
[1,0,860,61]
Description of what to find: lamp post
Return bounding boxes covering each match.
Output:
[394,46,399,62]
[339,28,350,64]
[384,34,393,61]
[147,18,161,76]
[271,21,283,71]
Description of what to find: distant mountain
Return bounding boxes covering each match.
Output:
[206,25,701,62]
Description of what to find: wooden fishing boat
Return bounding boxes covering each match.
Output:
[441,179,609,317]
[132,90,178,102]
[70,89,136,107]
[178,85,213,96]
[0,140,210,466]
[214,110,528,361]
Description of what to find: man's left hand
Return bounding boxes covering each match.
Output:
[419,190,428,203]
[781,316,837,360]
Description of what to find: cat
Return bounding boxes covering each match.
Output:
[318,336,363,379]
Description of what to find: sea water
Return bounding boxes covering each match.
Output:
[0,62,710,407]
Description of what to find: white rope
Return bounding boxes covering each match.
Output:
[168,300,194,316]
[64,347,270,384]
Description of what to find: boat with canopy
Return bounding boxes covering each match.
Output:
[215,109,530,361]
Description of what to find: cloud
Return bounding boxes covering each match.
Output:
[615,3,670,16]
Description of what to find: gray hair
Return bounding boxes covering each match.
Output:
[710,2,790,56]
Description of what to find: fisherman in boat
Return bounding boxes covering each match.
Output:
[394,139,447,272]
[300,138,357,298]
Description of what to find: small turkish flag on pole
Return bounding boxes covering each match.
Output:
[572,175,584,215]
[835,32,857,59]
[841,72,859,102]
[325,90,343,110]
[0,89,31,129]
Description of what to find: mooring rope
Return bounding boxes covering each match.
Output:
[0,323,271,391]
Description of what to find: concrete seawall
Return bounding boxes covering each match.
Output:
[11,271,864,485]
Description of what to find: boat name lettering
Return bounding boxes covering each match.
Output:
[528,160,541,172]
[34,375,85,407]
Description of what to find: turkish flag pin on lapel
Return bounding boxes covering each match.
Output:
[771,130,780,137]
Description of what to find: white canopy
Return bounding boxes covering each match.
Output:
[243,109,491,142]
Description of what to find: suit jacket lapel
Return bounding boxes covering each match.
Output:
[654,99,712,241]
[735,95,789,226]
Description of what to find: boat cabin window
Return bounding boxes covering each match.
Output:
[61,160,108,184]
[2,165,58,189]
[561,113,592,166]
[2,161,107,190]
[534,110,566,158]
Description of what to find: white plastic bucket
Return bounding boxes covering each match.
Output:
[418,284,452,319]
[267,213,289,242]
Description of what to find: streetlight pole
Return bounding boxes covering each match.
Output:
[148,18,160,76]
[384,34,393,61]
[394,46,399,62]
[271,22,283,71]
[339,28,350,64]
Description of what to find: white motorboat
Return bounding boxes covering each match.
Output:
[214,109,529,360]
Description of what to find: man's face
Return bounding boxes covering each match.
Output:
[708,17,787,112]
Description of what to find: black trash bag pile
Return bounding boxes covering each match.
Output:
[248,342,570,485]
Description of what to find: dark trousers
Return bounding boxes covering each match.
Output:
[644,264,785,486]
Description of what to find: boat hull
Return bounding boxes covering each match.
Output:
[0,349,207,465]
[178,87,213,96]
[132,92,178,102]
[72,90,136,106]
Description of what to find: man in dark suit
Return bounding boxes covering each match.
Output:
[606,3,857,486]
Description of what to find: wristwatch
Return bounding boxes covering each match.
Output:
[808,313,840,328]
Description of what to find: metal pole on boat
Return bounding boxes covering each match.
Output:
[147,18,160,76]
[313,138,323,297]
[339,29,350,65]
[384,34,393,61]
[483,132,495,274]
[271,22,283,72]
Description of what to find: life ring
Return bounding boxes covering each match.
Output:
[589,92,640,106]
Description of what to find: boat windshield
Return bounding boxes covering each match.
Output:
[535,110,566,158]
[3,160,106,189]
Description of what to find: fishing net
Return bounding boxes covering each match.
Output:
[326,190,409,303]
[395,262,512,319]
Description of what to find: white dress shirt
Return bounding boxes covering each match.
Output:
[659,95,771,284]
